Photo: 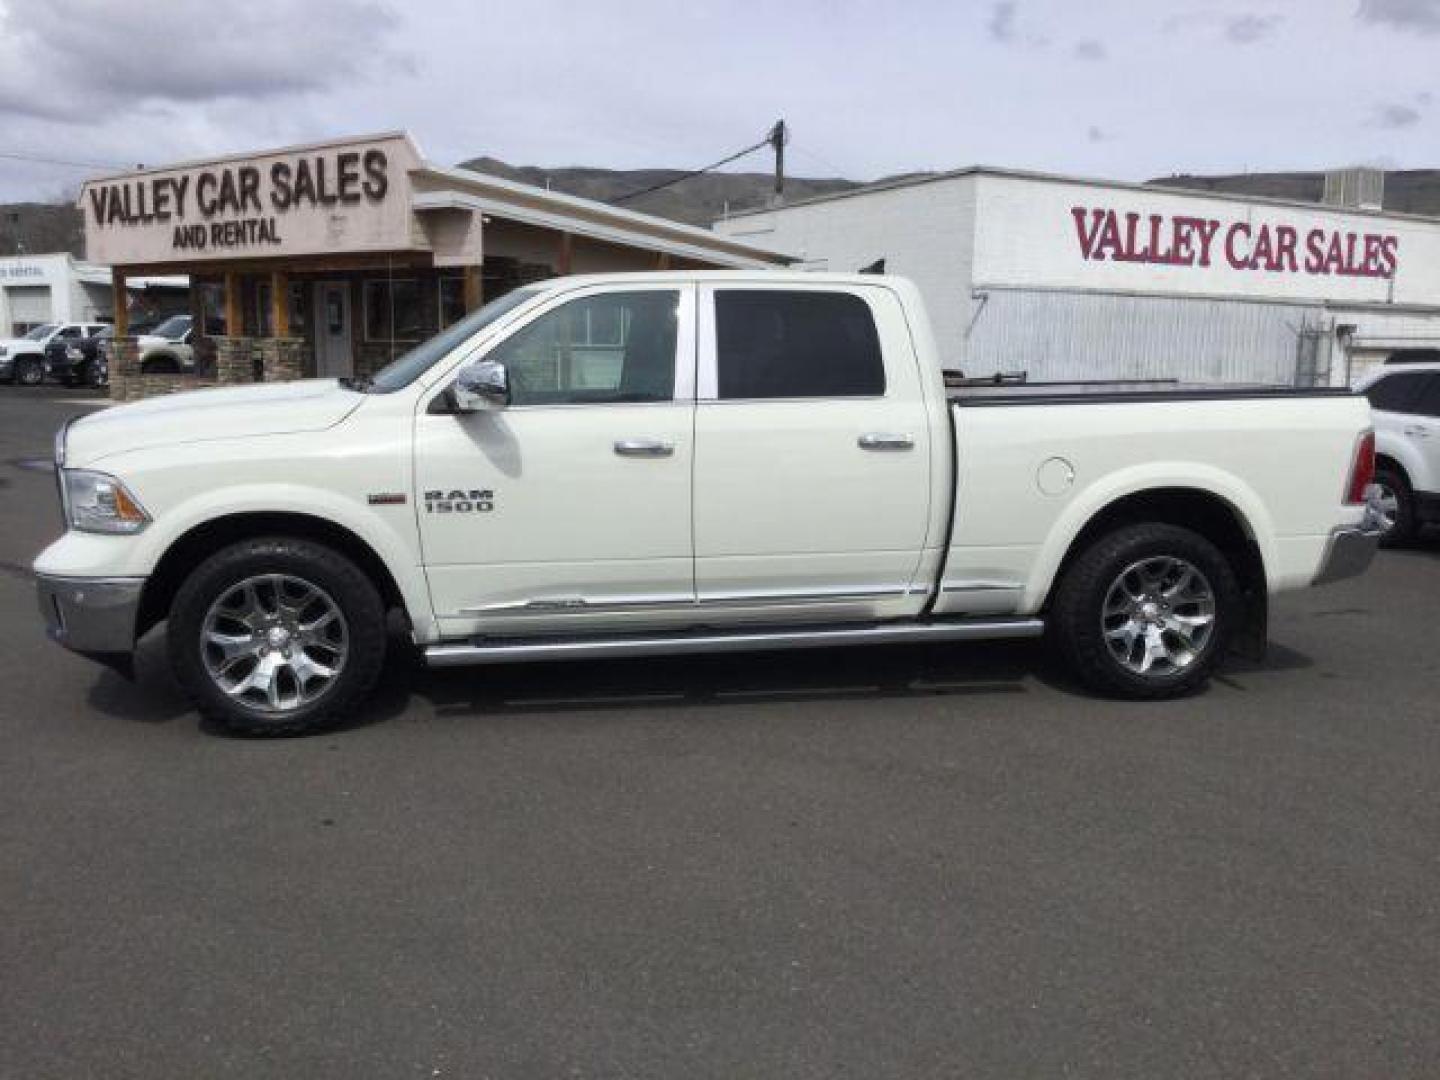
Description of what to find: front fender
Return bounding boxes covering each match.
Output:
[34,483,437,643]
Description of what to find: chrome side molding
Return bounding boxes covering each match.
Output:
[424,616,1045,668]
[460,585,912,617]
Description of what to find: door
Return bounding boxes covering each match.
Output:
[1407,374,1440,493]
[313,281,352,378]
[416,285,698,637]
[692,284,934,623]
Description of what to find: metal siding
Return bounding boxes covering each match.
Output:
[962,289,1324,385]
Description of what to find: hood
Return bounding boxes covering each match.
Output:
[63,379,366,468]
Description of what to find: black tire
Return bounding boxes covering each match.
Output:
[141,355,180,374]
[167,537,387,736]
[1373,465,1416,548]
[1049,523,1240,700]
[15,357,44,386]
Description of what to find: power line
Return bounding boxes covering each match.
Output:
[612,122,784,204]
[0,150,133,171]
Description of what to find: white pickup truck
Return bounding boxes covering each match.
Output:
[36,272,1383,734]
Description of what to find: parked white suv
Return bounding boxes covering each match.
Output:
[1356,362,1440,544]
[0,322,106,386]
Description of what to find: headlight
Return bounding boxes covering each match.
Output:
[66,346,83,360]
[61,470,151,534]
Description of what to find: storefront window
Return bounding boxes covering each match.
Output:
[200,282,226,336]
[438,275,467,329]
[287,283,307,335]
[364,279,428,342]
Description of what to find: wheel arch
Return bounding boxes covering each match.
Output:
[1039,486,1270,659]
[1374,451,1411,485]
[137,512,410,640]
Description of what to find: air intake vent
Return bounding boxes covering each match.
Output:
[1322,167,1385,211]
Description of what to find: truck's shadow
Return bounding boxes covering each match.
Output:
[84,625,1316,735]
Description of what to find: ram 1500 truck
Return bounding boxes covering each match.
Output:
[35,272,1383,734]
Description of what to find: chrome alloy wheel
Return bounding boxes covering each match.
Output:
[200,574,349,714]
[1101,556,1216,677]
[1372,481,1400,535]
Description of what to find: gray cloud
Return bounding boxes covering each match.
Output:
[0,0,411,123]
[987,1,1018,43]
[1357,0,1440,34]
[1370,101,1424,127]
[1074,38,1107,60]
[1223,14,1283,43]
[1087,125,1108,142]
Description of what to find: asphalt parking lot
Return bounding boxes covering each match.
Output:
[1,384,1437,1079]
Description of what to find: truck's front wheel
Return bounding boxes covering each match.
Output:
[168,537,387,735]
[1049,523,1239,699]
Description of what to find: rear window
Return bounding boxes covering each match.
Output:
[1365,372,1428,413]
[715,290,885,400]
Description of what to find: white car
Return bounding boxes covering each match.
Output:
[136,314,196,373]
[0,322,106,386]
[35,271,1382,735]
[1356,361,1440,544]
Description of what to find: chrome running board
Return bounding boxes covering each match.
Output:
[424,617,1045,668]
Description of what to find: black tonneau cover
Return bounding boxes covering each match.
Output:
[950,379,1357,407]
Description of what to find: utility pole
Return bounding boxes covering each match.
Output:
[770,119,787,203]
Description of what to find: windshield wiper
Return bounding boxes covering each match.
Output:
[338,375,373,393]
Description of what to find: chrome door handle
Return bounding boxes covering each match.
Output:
[857,432,915,451]
[614,438,675,457]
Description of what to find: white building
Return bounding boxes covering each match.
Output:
[0,252,185,336]
[715,167,1440,386]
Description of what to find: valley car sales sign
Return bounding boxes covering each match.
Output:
[80,133,422,267]
[1071,207,1399,280]
[970,173,1440,307]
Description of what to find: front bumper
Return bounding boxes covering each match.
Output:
[1312,494,1385,586]
[36,574,144,654]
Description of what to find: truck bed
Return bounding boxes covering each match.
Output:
[950,379,1357,407]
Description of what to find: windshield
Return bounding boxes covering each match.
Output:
[23,323,57,341]
[367,287,544,393]
[151,315,192,340]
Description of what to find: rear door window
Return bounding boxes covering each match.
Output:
[1409,374,1440,419]
[714,290,884,400]
[1365,372,1427,413]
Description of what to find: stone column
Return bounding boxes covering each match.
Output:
[107,337,140,402]
[213,337,259,385]
[259,337,308,382]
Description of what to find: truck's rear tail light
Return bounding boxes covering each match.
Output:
[1345,431,1375,505]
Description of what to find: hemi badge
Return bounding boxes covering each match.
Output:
[367,493,407,506]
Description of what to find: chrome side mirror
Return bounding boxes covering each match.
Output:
[453,359,510,413]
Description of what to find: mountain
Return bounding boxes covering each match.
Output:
[456,155,863,225]
[1147,169,1440,217]
[9,161,1439,265]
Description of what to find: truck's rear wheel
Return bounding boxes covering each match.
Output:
[167,537,386,735]
[1049,523,1239,699]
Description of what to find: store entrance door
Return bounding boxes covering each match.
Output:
[313,281,353,378]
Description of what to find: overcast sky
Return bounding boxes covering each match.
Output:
[0,0,1436,202]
